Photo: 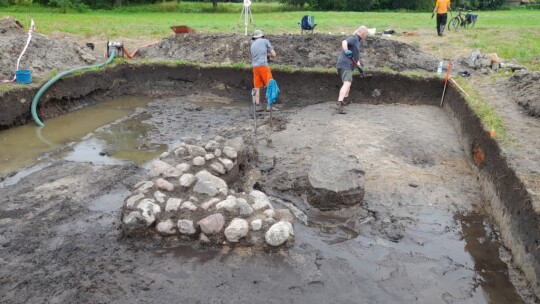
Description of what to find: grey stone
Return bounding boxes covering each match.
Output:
[137,199,161,226]
[224,218,249,242]
[225,137,244,153]
[222,146,238,159]
[198,213,225,235]
[199,233,211,244]
[186,144,207,157]
[150,160,175,177]
[265,221,290,246]
[134,181,154,194]
[176,163,191,173]
[475,58,491,69]
[205,153,215,161]
[125,193,145,208]
[156,178,174,192]
[307,154,365,210]
[160,151,170,159]
[181,201,197,211]
[264,209,275,218]
[123,211,145,228]
[163,167,182,178]
[265,218,276,226]
[193,156,206,166]
[154,191,167,203]
[193,170,228,197]
[205,140,220,151]
[189,195,199,203]
[156,219,176,235]
[165,198,182,212]
[178,219,196,235]
[237,198,253,215]
[210,162,226,175]
[201,198,221,210]
[251,219,263,231]
[216,197,238,211]
[179,173,196,187]
[214,135,226,143]
[250,190,273,211]
[219,158,234,171]
[214,149,222,157]
[173,147,188,157]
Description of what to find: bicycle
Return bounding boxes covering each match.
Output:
[448,8,478,30]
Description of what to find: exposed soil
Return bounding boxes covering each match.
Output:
[0,95,534,303]
[502,70,540,117]
[0,17,98,80]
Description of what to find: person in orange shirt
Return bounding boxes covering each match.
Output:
[432,0,451,36]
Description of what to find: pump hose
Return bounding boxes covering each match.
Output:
[31,49,117,127]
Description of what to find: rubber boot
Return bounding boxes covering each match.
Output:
[336,101,345,114]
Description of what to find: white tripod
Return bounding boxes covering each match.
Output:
[236,0,255,36]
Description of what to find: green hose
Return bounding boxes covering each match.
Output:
[31,49,117,127]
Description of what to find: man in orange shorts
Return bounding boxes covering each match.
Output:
[251,29,276,111]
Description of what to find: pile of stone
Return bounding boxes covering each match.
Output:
[121,136,294,249]
[463,49,526,73]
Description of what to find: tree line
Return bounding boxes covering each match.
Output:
[0,0,514,11]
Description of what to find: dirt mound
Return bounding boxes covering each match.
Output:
[503,70,540,117]
[0,17,98,80]
[138,33,440,73]
[0,17,25,35]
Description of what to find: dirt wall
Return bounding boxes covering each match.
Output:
[0,63,442,129]
[443,84,540,296]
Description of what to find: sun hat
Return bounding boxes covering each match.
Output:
[252,29,265,40]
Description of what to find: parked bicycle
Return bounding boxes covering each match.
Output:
[448,8,478,30]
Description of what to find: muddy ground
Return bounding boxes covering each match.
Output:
[0,94,536,303]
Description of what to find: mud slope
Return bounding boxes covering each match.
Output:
[0,17,97,79]
[138,33,440,72]
[502,70,540,117]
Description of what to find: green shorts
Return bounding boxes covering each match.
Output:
[338,68,353,82]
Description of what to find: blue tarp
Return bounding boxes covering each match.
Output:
[266,79,280,106]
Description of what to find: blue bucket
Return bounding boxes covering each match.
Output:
[15,69,32,84]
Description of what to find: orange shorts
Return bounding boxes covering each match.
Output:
[253,66,273,89]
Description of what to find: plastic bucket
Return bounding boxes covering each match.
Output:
[15,69,32,84]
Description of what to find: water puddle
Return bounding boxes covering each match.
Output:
[63,114,167,165]
[457,212,525,304]
[89,189,131,213]
[0,95,151,177]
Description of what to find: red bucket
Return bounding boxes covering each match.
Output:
[171,26,195,34]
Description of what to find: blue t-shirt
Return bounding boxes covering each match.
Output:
[251,38,273,67]
[336,35,362,70]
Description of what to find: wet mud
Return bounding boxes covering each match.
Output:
[0,89,536,303]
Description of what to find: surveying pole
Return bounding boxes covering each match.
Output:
[236,0,255,35]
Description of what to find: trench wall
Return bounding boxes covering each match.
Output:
[1,63,538,296]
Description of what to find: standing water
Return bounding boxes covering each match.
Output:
[0,95,157,178]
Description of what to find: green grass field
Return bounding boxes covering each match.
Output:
[2,2,539,69]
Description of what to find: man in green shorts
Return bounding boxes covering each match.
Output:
[336,26,368,114]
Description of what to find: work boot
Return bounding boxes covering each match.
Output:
[336,101,346,114]
[343,97,350,106]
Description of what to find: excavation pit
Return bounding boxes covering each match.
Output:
[0,64,538,302]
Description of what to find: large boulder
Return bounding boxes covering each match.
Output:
[306,154,365,210]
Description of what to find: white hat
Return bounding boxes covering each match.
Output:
[252,29,265,39]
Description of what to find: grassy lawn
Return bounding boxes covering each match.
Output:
[1,3,539,69]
